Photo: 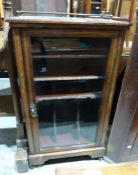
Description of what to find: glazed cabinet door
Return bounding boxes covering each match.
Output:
[16,29,123,154]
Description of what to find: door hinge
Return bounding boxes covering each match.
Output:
[30,102,37,118]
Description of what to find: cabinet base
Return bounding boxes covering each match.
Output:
[15,145,105,173]
[16,147,29,173]
[29,147,105,166]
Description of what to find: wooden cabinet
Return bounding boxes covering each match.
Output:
[106,10,138,163]
[7,16,129,171]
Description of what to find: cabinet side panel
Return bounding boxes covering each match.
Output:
[97,32,125,146]
[12,29,35,154]
[106,24,138,163]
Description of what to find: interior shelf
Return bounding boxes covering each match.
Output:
[32,54,107,59]
[32,48,109,55]
[34,75,104,82]
[36,92,102,102]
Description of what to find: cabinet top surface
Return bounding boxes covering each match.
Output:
[7,16,130,29]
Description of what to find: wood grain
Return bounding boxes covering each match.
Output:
[6,16,130,28]
[12,29,35,154]
[8,16,129,166]
[106,9,138,162]
[56,163,138,175]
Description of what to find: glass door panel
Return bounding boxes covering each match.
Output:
[30,37,111,150]
[34,79,104,96]
[38,99,101,149]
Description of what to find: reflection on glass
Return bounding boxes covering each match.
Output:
[30,37,110,150]
[31,38,110,77]
[35,79,104,96]
[37,99,100,149]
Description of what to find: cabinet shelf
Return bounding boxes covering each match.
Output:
[32,54,107,59]
[36,92,102,102]
[34,75,104,82]
[32,48,109,56]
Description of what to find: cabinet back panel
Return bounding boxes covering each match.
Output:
[31,37,110,77]
[35,79,104,96]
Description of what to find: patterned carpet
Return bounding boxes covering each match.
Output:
[0,144,107,175]
[0,118,107,175]
[0,128,16,146]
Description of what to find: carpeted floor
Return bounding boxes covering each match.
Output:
[0,143,107,175]
[0,128,16,146]
[0,116,107,175]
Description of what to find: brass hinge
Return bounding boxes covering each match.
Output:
[30,102,38,118]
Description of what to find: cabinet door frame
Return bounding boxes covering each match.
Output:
[13,28,125,155]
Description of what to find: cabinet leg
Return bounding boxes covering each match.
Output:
[17,123,25,139]
[16,147,29,173]
[16,139,27,148]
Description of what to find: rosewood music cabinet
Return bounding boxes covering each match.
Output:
[7,16,129,172]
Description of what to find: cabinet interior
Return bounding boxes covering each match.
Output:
[30,37,111,150]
